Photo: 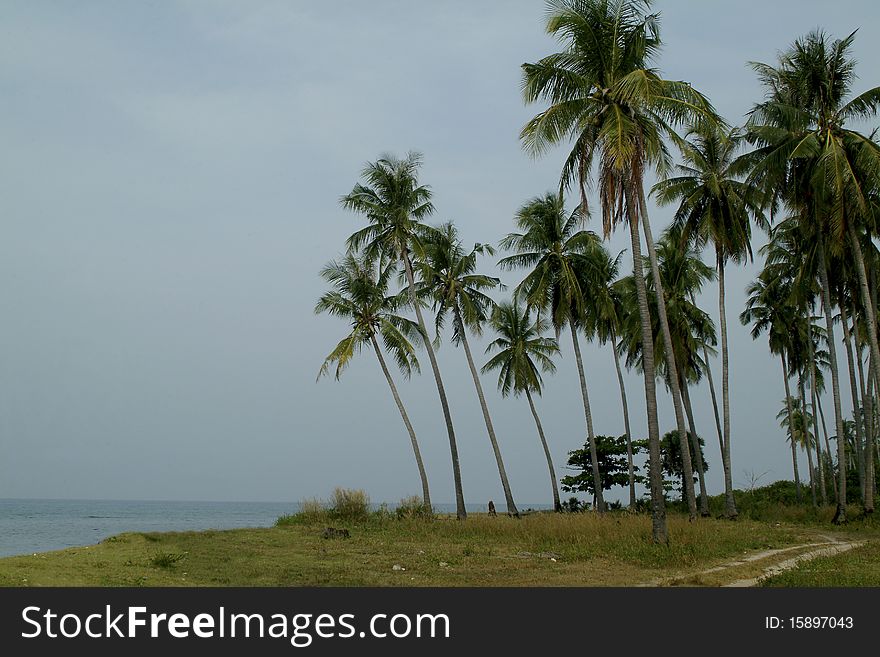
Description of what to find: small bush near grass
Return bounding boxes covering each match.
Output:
[330,488,370,521]
[395,495,433,520]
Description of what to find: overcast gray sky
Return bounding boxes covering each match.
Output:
[2,1,879,505]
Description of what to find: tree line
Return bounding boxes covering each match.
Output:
[315,0,880,543]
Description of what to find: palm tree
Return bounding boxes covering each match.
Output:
[416,222,519,516]
[520,0,719,535]
[653,124,765,518]
[777,395,816,498]
[499,193,608,512]
[745,30,880,522]
[315,253,431,507]
[580,247,638,507]
[483,301,563,510]
[617,230,717,515]
[741,269,803,502]
[342,152,467,519]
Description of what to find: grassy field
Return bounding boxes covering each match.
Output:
[1,508,873,587]
[760,540,880,586]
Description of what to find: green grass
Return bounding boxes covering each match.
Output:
[0,511,823,587]
[761,541,880,587]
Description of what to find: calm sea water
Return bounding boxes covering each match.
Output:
[0,499,299,558]
[0,499,533,558]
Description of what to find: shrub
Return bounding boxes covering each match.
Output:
[330,487,370,521]
[150,552,185,568]
[395,495,433,520]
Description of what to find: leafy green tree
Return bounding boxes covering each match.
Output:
[561,435,642,505]
[342,152,467,519]
[315,253,431,507]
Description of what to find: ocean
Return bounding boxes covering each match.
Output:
[0,499,298,558]
[0,499,532,558]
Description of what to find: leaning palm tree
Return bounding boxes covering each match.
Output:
[745,30,880,522]
[499,192,608,512]
[654,124,765,518]
[520,0,719,536]
[483,301,563,510]
[581,247,638,507]
[777,395,816,497]
[416,222,519,515]
[315,253,431,507]
[342,152,466,519]
[741,268,803,502]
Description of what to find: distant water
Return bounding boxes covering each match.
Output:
[0,499,299,558]
[0,499,544,558]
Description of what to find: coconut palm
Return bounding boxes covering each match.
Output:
[520,0,719,535]
[498,192,608,512]
[741,268,803,502]
[777,396,817,492]
[315,253,431,507]
[342,152,467,519]
[416,222,519,515]
[483,301,563,510]
[617,230,716,515]
[745,30,880,522]
[580,247,638,507]
[653,124,766,518]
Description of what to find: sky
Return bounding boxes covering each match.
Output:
[1,0,879,506]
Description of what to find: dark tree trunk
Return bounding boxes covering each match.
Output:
[639,189,697,520]
[611,329,637,508]
[370,335,431,508]
[781,354,801,502]
[456,309,518,516]
[525,388,561,512]
[628,204,667,544]
[681,379,709,516]
[815,236,847,523]
[570,322,605,513]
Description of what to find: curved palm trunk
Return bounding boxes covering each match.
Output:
[716,255,737,518]
[456,311,518,516]
[570,322,605,513]
[815,236,847,523]
[799,376,818,507]
[781,354,802,503]
[638,191,698,520]
[370,335,431,508]
[401,250,466,520]
[849,224,880,409]
[841,301,867,502]
[865,357,876,513]
[806,333,829,506]
[611,330,636,508]
[703,346,726,458]
[628,208,667,543]
[525,388,561,512]
[681,379,710,516]
[814,386,837,501]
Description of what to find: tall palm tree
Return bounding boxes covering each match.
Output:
[342,152,467,519]
[416,222,519,516]
[315,253,431,507]
[581,247,638,507]
[777,395,816,497]
[499,193,608,512]
[741,269,803,502]
[520,0,719,535]
[745,30,880,522]
[653,124,765,518]
[617,230,717,515]
[483,301,563,510]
